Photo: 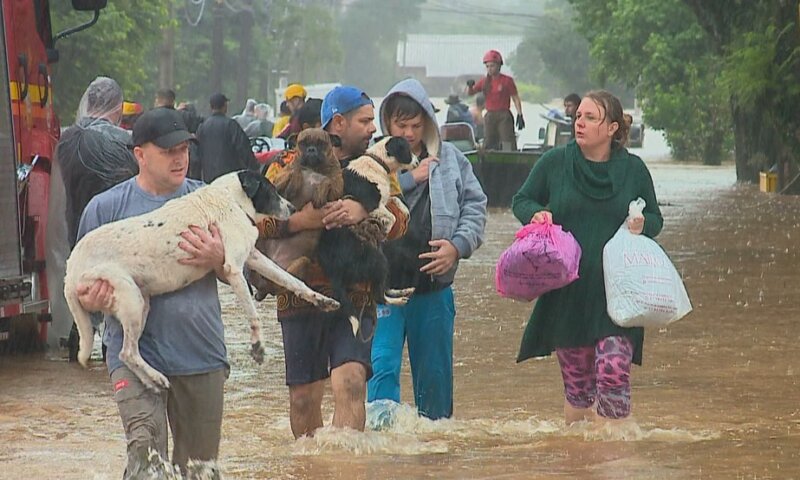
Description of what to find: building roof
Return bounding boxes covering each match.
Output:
[397,34,523,78]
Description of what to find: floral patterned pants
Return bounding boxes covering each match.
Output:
[555,335,633,419]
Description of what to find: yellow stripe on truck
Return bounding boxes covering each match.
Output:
[9,81,48,104]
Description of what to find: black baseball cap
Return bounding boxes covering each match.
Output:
[130,108,193,148]
[209,93,229,109]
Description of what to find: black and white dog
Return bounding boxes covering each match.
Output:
[65,171,340,391]
[316,136,418,337]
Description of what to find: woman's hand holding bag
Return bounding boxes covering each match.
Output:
[495,214,582,301]
[603,198,692,327]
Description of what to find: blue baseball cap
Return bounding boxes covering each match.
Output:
[321,86,374,129]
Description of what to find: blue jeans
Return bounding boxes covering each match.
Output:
[367,286,455,420]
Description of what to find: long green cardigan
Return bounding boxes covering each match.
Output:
[511,141,663,365]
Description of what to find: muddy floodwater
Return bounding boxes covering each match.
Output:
[2,158,800,479]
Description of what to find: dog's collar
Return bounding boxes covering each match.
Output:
[364,152,391,174]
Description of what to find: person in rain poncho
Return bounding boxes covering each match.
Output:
[233,98,257,130]
[244,103,275,138]
[54,76,139,361]
[272,100,291,137]
[58,76,139,248]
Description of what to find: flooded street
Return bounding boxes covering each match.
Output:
[2,157,800,479]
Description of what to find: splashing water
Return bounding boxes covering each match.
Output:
[125,449,222,480]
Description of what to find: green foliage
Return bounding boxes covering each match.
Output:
[683,0,800,182]
[507,35,545,85]
[49,2,168,121]
[567,0,731,164]
[49,0,343,121]
[510,1,628,103]
[263,1,342,87]
[644,62,730,164]
[515,82,548,104]
[174,0,342,110]
[718,25,800,111]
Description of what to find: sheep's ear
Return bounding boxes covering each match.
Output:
[238,170,262,198]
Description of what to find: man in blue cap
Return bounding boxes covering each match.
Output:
[320,85,375,162]
[256,85,408,438]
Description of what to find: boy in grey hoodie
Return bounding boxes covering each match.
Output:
[367,79,487,420]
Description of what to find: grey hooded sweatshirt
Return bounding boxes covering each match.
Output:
[380,78,487,286]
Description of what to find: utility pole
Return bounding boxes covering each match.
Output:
[211,1,224,95]
[158,1,175,90]
[235,0,254,108]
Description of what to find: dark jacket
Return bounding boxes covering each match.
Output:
[446,102,474,128]
[195,112,258,183]
[56,117,138,247]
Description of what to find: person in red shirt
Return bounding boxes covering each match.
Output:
[465,49,525,151]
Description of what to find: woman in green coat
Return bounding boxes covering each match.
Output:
[511,90,663,425]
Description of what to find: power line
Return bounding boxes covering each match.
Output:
[184,0,206,27]
[423,1,543,19]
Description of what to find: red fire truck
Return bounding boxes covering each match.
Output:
[0,0,106,349]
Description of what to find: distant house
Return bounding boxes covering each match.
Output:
[396,34,523,96]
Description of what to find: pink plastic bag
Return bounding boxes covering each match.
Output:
[495,220,582,301]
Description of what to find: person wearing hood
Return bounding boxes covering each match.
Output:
[367,78,487,420]
[56,76,140,362]
[58,77,139,248]
[233,98,257,129]
[244,103,275,138]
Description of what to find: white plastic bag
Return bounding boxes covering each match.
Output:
[603,198,692,327]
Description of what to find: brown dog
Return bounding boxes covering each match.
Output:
[249,128,343,299]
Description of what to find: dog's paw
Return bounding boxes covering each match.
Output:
[250,341,265,364]
[386,287,415,298]
[384,295,410,306]
[311,294,340,312]
[384,287,416,306]
[144,372,171,391]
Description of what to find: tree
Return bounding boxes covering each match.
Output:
[49,2,169,121]
[567,0,730,165]
[510,1,595,98]
[510,1,634,113]
[174,0,342,112]
[684,0,800,187]
[50,0,343,122]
